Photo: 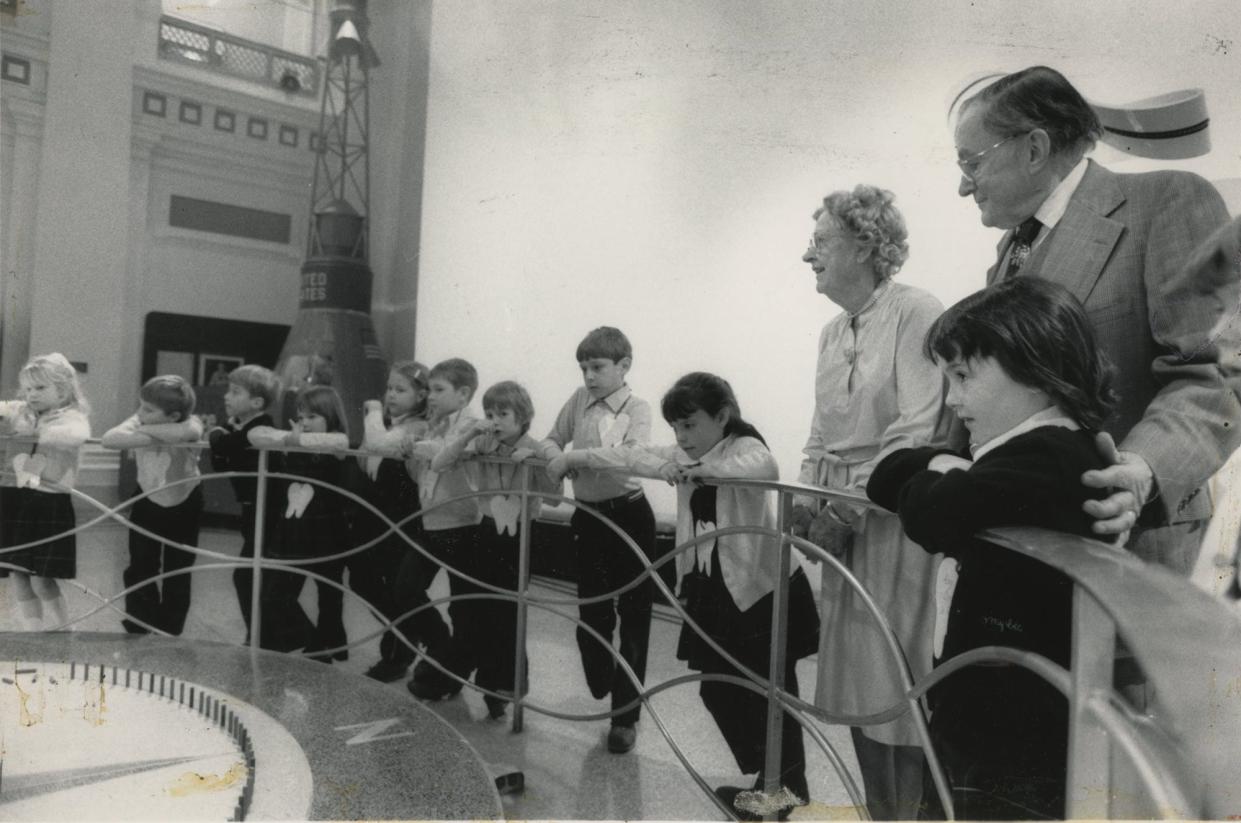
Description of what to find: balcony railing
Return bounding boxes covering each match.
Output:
[157,15,319,99]
[3,434,1240,820]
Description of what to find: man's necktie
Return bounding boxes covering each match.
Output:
[1003,217,1043,278]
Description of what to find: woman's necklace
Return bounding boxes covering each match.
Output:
[845,278,890,319]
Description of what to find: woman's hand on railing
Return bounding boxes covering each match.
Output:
[510,447,535,463]
[802,504,855,562]
[789,504,815,538]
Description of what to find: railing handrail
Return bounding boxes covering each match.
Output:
[2,432,882,510]
[5,433,1239,817]
[981,525,1241,819]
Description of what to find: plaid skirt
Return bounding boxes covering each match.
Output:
[0,488,77,579]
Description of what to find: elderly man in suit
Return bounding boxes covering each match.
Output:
[953,65,1240,576]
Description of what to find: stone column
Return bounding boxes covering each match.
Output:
[27,1,137,428]
[0,98,45,397]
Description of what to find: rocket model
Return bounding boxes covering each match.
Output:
[273,0,386,443]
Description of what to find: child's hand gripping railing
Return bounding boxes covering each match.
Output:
[0,435,240,633]
[435,455,952,821]
[715,476,952,820]
[0,433,449,651]
[0,434,943,820]
[7,433,1236,819]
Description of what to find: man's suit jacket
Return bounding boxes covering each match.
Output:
[986,160,1239,569]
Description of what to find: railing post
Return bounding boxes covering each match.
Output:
[762,490,793,809]
[250,448,269,652]
[512,462,532,733]
[1066,583,1115,818]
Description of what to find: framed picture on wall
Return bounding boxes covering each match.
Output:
[198,354,243,387]
[154,350,195,382]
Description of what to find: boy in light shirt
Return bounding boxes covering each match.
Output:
[103,375,204,635]
[403,358,485,701]
[542,326,657,754]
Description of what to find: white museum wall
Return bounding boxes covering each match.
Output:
[410,0,1241,500]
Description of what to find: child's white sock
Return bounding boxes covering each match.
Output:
[16,595,43,631]
[42,593,70,631]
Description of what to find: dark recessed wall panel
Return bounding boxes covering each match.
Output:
[169,195,291,244]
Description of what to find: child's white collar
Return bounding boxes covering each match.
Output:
[971,406,1080,461]
[676,433,733,466]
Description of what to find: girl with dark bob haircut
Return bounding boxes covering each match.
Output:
[632,372,819,818]
[924,276,1116,431]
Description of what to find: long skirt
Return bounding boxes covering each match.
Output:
[814,508,939,746]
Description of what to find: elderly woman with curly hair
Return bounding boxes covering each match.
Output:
[792,184,952,820]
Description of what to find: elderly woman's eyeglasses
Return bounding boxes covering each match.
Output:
[807,232,847,254]
[956,134,1018,180]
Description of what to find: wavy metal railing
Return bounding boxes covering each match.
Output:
[3,435,1239,819]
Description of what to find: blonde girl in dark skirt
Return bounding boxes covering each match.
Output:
[0,353,91,630]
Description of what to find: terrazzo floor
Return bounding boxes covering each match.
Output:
[0,505,866,821]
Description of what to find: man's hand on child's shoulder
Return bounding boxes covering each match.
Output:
[1081,431,1152,542]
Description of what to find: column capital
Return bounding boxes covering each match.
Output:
[1,96,46,140]
[130,122,163,159]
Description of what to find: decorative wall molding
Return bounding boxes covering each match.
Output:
[142,90,166,116]
[246,115,268,140]
[148,129,313,192]
[0,37,47,99]
[148,220,305,264]
[133,62,317,124]
[136,83,316,155]
[0,25,49,59]
[178,99,202,125]
[1,53,31,84]
[0,94,45,140]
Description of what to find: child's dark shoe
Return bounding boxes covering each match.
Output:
[606,724,637,753]
[364,659,409,682]
[407,676,462,701]
[484,696,508,720]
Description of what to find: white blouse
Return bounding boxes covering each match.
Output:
[797,281,951,503]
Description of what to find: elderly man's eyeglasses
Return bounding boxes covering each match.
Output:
[956,134,1018,180]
